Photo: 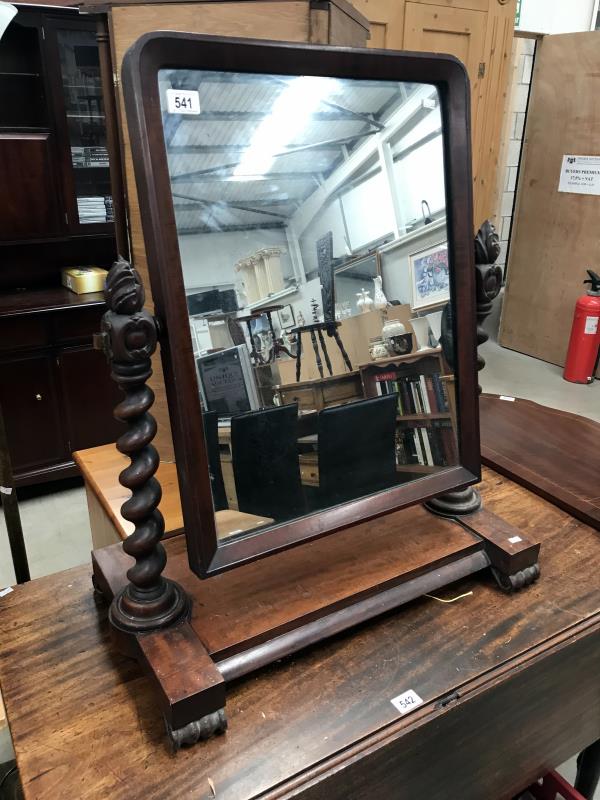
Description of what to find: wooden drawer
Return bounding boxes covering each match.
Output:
[0,316,50,352]
[279,385,318,411]
[321,374,363,404]
[51,306,104,345]
[277,373,363,411]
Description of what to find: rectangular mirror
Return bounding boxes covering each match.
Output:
[122,34,480,576]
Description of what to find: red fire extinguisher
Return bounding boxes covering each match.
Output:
[563,270,600,384]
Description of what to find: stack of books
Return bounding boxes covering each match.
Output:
[395,421,457,467]
[374,371,449,414]
[77,196,112,224]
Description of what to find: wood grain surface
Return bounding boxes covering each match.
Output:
[94,506,481,658]
[480,394,600,529]
[1,468,599,799]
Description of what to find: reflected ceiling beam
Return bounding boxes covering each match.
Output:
[319,101,384,131]
[171,170,322,184]
[167,131,376,158]
[173,110,371,122]
[289,84,438,235]
[271,76,386,132]
[172,192,289,219]
[377,89,407,122]
[173,196,297,210]
[179,221,286,235]
[392,127,442,162]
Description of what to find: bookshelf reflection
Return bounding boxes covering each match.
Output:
[158,67,458,542]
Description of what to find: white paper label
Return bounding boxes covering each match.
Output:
[558,155,600,196]
[0,486,12,495]
[166,89,200,115]
[391,689,424,715]
[0,587,13,598]
[499,395,515,402]
[508,536,522,544]
[584,316,599,335]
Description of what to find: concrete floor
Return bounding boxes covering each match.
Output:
[0,320,598,792]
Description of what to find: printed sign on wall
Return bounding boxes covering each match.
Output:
[558,155,600,196]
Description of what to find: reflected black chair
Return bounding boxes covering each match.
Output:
[202,410,228,511]
[317,395,398,508]
[231,403,305,521]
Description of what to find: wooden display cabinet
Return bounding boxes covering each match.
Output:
[0,5,123,485]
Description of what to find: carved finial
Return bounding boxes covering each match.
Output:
[105,255,145,315]
[473,220,503,384]
[101,258,189,634]
[474,219,501,265]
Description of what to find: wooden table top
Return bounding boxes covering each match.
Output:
[73,445,272,541]
[480,394,600,529]
[1,467,599,799]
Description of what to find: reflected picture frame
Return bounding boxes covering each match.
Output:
[121,32,480,579]
[277,304,296,330]
[409,241,450,311]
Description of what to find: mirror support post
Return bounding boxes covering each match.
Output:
[425,220,502,518]
[96,257,190,635]
[425,223,538,593]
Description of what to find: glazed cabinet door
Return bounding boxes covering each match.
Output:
[0,353,67,473]
[57,346,123,453]
[45,20,115,234]
[0,14,63,241]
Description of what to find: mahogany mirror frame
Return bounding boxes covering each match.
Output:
[121,32,481,578]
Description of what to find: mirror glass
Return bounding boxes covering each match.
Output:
[158,68,458,543]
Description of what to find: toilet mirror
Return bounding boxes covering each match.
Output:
[122,33,480,576]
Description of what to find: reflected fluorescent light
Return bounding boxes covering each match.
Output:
[0,2,16,40]
[232,76,334,181]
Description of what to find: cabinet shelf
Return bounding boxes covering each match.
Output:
[0,72,40,77]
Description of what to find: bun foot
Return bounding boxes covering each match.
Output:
[166,709,228,750]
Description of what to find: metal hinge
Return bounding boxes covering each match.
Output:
[478,62,486,79]
[113,72,120,88]
[41,26,45,40]
[64,212,68,225]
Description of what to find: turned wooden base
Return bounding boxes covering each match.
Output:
[92,503,540,747]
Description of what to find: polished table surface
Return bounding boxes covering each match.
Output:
[0,467,599,799]
[480,393,600,529]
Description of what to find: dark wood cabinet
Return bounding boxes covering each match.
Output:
[58,345,122,453]
[0,291,123,485]
[0,352,67,473]
[0,5,123,485]
[0,132,62,241]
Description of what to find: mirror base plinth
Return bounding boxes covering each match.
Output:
[424,486,482,517]
[109,579,190,635]
[91,500,539,746]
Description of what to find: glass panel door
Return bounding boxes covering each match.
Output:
[56,28,113,226]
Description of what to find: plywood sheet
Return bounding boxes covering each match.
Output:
[499,31,600,374]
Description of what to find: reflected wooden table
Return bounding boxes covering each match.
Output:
[74,445,272,547]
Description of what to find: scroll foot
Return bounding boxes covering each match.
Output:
[166,709,228,750]
[491,563,540,593]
